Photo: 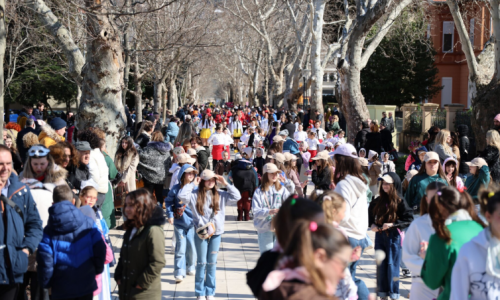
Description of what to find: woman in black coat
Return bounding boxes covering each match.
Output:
[479,130,500,183]
[365,122,382,154]
[279,115,296,138]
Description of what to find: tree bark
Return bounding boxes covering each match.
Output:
[0,0,5,144]
[78,0,126,158]
[310,0,326,125]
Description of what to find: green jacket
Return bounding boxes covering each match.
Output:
[362,174,373,202]
[421,220,483,300]
[465,165,490,199]
[115,207,166,300]
[405,174,448,209]
[102,151,118,228]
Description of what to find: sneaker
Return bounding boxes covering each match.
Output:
[196,297,204,300]
[206,296,215,300]
[187,271,195,276]
[175,276,183,283]
[401,269,411,278]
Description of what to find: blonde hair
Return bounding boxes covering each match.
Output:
[486,130,500,151]
[317,191,345,224]
[436,129,452,155]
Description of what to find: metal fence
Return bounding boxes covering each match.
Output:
[432,108,447,129]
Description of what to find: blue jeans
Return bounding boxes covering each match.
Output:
[174,226,196,277]
[194,234,221,296]
[348,236,369,300]
[375,230,402,299]
[257,231,276,253]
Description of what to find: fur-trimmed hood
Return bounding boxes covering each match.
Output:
[38,123,64,143]
[115,150,138,173]
[19,163,68,186]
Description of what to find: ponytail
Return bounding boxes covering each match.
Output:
[479,187,500,216]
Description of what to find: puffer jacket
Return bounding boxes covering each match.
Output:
[232,160,257,194]
[138,141,170,184]
[88,148,109,194]
[37,201,106,300]
[114,206,166,300]
[0,173,43,285]
[165,164,196,230]
[479,145,500,183]
[354,122,370,151]
[166,121,179,142]
[195,146,210,172]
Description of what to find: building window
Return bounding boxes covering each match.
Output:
[469,18,475,46]
[323,73,328,82]
[329,73,334,82]
[442,21,454,53]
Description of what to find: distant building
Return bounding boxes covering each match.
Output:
[428,1,492,107]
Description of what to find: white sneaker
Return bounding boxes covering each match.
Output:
[196,297,204,300]
[175,276,183,283]
[187,271,195,276]
[206,296,215,300]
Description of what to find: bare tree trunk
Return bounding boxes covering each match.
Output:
[78,1,126,158]
[122,34,131,107]
[169,76,178,113]
[310,0,326,125]
[0,0,5,144]
[339,69,370,142]
[162,84,168,125]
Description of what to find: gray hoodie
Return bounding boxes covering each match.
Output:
[178,182,241,235]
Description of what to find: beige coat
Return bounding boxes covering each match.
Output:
[115,150,139,191]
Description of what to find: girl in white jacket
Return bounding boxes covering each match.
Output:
[402,181,446,300]
[450,189,500,300]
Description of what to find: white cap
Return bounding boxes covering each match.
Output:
[200,169,216,181]
[331,143,358,159]
[284,152,297,161]
[187,148,197,156]
[423,151,439,162]
[358,157,369,167]
[273,135,284,142]
[466,157,488,168]
[378,174,394,184]
[263,163,280,174]
[312,150,330,161]
[273,152,286,164]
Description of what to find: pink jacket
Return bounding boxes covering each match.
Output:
[94,234,114,296]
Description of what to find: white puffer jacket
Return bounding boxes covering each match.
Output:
[89,148,109,194]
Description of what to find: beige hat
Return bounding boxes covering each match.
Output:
[272,152,286,164]
[183,166,198,174]
[284,152,297,161]
[423,151,440,162]
[358,157,369,167]
[263,163,280,174]
[243,147,254,157]
[178,153,196,165]
[173,146,185,156]
[187,148,197,156]
[378,174,394,184]
[273,135,284,143]
[200,169,217,181]
[466,157,488,169]
[312,150,330,161]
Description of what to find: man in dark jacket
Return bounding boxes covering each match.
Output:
[231,159,257,221]
[16,118,38,163]
[32,103,45,121]
[380,124,393,152]
[279,116,296,138]
[354,121,371,152]
[37,185,106,300]
[0,146,43,296]
[176,108,186,121]
[191,137,209,172]
[457,124,470,175]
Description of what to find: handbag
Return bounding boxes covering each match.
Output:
[196,209,216,240]
[114,184,128,208]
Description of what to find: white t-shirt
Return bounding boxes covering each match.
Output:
[306,138,320,150]
[294,131,308,142]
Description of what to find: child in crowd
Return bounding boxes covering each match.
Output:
[37,185,107,300]
[284,152,304,197]
[306,131,320,165]
[368,151,382,199]
[79,186,114,300]
[310,151,333,190]
[312,121,327,143]
[381,152,396,174]
[443,158,464,190]
[359,148,367,158]
[215,151,231,177]
[165,164,198,283]
[335,130,346,145]
[293,124,307,144]
[253,148,266,178]
[323,131,336,145]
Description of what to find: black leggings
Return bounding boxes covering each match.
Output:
[143,179,164,207]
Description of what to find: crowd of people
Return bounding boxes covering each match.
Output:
[2,101,500,300]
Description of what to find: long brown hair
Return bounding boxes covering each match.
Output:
[373,183,401,225]
[123,189,155,230]
[284,160,298,178]
[261,172,282,192]
[333,155,367,185]
[444,159,459,188]
[281,220,350,297]
[196,179,220,215]
[416,159,447,180]
[50,142,79,167]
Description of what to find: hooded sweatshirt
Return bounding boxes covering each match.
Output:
[165,164,196,231]
[178,182,241,235]
[465,165,490,199]
[451,228,500,300]
[405,173,448,210]
[169,163,181,189]
[334,175,369,240]
[252,179,295,233]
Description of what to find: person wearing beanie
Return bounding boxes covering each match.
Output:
[38,117,67,148]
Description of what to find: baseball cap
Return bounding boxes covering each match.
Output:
[466,157,488,169]
[284,152,297,161]
[423,151,439,162]
[178,153,196,165]
[279,130,289,137]
[358,157,369,167]
[187,148,197,156]
[378,174,394,184]
[273,135,284,143]
[263,163,280,174]
[173,147,185,156]
[272,153,286,164]
[75,141,92,152]
[331,143,358,159]
[312,150,330,161]
[200,169,217,181]
[183,166,198,174]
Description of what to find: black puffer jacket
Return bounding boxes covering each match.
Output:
[479,145,500,183]
[232,160,257,194]
[195,146,210,172]
[457,124,470,174]
[365,132,382,154]
[312,166,332,190]
[135,132,150,149]
[354,122,371,151]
